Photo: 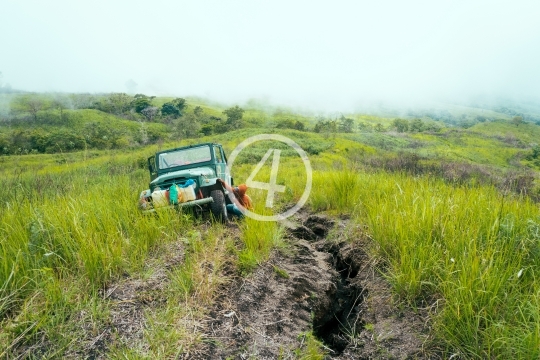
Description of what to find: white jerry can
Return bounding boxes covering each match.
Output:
[151,189,169,208]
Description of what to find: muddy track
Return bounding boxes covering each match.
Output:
[203,213,431,359]
[66,213,431,359]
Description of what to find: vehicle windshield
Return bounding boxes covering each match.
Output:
[158,146,212,170]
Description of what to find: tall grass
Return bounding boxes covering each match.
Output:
[2,122,539,357]
[311,169,540,358]
[238,209,284,274]
[121,226,235,358]
[0,160,192,352]
[310,169,363,213]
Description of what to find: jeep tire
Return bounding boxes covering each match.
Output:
[210,190,228,223]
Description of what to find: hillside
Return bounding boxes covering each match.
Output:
[1,93,540,358]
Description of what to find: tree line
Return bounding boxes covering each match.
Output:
[0,93,252,155]
[12,92,538,157]
[312,116,444,134]
[1,92,448,156]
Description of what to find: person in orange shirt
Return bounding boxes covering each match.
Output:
[217,179,253,218]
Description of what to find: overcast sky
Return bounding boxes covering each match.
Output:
[1,0,539,111]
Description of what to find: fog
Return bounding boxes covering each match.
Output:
[1,0,539,112]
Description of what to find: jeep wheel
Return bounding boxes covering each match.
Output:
[210,190,228,223]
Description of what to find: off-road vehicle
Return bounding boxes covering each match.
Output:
[139,142,233,221]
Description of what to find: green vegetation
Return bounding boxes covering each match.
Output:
[309,168,540,358]
[273,265,290,279]
[0,158,190,356]
[238,215,284,275]
[1,93,540,358]
[295,332,327,359]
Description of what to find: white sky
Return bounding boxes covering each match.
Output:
[1,0,540,111]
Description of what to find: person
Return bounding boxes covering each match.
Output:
[216,178,253,218]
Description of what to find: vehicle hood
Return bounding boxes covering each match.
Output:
[151,167,215,186]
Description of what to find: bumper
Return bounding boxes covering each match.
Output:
[142,197,214,214]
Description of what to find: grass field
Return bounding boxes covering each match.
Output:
[311,170,540,357]
[1,95,540,358]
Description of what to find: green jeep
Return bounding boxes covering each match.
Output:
[139,142,233,221]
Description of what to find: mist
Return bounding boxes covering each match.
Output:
[1,0,539,112]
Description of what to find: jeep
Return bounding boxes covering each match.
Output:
[139,142,232,221]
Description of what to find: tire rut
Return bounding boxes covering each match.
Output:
[203,213,431,359]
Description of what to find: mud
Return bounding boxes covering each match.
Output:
[203,213,431,359]
[66,213,431,359]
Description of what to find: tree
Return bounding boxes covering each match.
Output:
[172,98,187,113]
[51,96,70,121]
[70,93,97,109]
[200,124,213,136]
[392,118,409,132]
[44,129,85,153]
[524,143,540,160]
[275,118,295,129]
[83,122,122,149]
[512,115,523,127]
[338,116,354,133]
[92,98,114,113]
[223,105,245,129]
[424,121,443,133]
[160,98,187,120]
[476,115,487,123]
[132,96,153,113]
[141,106,159,122]
[10,95,48,122]
[294,121,305,131]
[27,97,46,121]
[161,102,181,118]
[108,93,133,114]
[0,133,10,154]
[314,119,337,133]
[374,123,385,132]
[175,113,201,138]
[358,122,373,132]
[409,118,425,132]
[193,106,204,117]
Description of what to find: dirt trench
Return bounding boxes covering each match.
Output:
[203,213,430,359]
[66,213,430,359]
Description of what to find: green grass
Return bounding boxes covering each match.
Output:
[238,211,284,275]
[273,266,290,279]
[0,132,294,355]
[142,226,232,357]
[309,168,363,214]
[1,95,540,358]
[3,108,168,136]
[308,169,540,358]
[295,332,327,360]
[471,120,540,145]
[410,130,521,167]
[0,155,195,355]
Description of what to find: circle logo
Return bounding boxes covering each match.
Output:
[227,134,312,221]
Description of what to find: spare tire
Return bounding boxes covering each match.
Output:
[210,190,228,223]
